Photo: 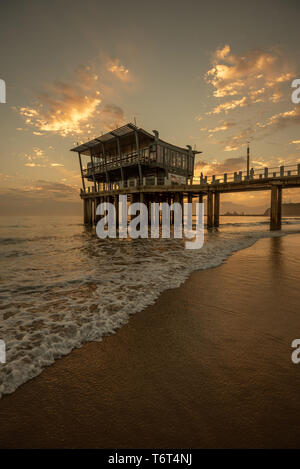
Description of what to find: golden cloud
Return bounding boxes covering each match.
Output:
[21,147,47,167]
[207,97,248,114]
[207,121,236,132]
[107,58,130,81]
[257,106,300,130]
[224,145,239,152]
[195,156,246,176]
[214,44,231,61]
[17,62,129,138]
[195,45,299,153]
[206,45,294,112]
[20,146,67,171]
[25,163,45,168]
[18,66,101,137]
[216,127,254,152]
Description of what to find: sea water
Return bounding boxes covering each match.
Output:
[0,215,300,397]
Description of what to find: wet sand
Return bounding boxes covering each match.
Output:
[1,234,300,448]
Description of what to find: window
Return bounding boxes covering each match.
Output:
[161,145,164,164]
[187,156,191,172]
[157,145,162,163]
[165,148,170,166]
[150,145,156,162]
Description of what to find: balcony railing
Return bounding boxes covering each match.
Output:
[83,147,156,177]
[82,144,193,177]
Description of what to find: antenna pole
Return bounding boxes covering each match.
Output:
[247,142,250,179]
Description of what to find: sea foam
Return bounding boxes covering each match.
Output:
[0,217,299,398]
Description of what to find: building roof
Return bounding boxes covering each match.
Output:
[71,122,201,155]
[70,123,153,154]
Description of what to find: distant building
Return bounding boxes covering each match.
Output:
[264,202,300,217]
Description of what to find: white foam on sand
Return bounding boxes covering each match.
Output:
[0,225,299,398]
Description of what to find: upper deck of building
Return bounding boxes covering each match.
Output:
[71,123,201,183]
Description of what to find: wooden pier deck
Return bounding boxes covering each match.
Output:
[80,163,300,231]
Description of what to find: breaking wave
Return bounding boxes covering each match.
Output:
[0,215,300,398]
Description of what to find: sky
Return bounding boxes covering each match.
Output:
[0,0,300,215]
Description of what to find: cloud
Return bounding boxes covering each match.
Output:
[31,180,79,199]
[213,121,236,131]
[25,162,45,167]
[204,121,236,133]
[214,44,231,61]
[106,58,130,81]
[19,147,68,171]
[17,62,129,138]
[33,147,44,158]
[257,106,300,131]
[194,45,299,154]
[224,145,239,152]
[20,147,47,167]
[207,97,249,114]
[5,180,79,200]
[0,173,12,182]
[0,181,81,215]
[217,127,253,152]
[99,104,125,131]
[195,156,246,176]
[206,45,294,112]
[17,66,101,137]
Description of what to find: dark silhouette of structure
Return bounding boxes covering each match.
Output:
[71,123,300,231]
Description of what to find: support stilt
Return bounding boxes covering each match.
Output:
[170,195,174,225]
[83,199,88,224]
[270,185,282,231]
[207,191,213,229]
[213,192,220,228]
[147,195,151,226]
[87,198,93,225]
[114,196,119,226]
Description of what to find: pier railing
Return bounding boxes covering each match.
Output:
[81,163,300,194]
[192,163,300,185]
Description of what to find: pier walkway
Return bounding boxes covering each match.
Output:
[80,163,300,231]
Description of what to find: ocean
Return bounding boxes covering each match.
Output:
[1,214,300,398]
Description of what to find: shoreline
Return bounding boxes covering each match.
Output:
[0,225,292,400]
[1,234,300,448]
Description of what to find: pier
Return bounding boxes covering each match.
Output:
[71,123,300,231]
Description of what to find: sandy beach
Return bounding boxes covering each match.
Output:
[1,233,300,449]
